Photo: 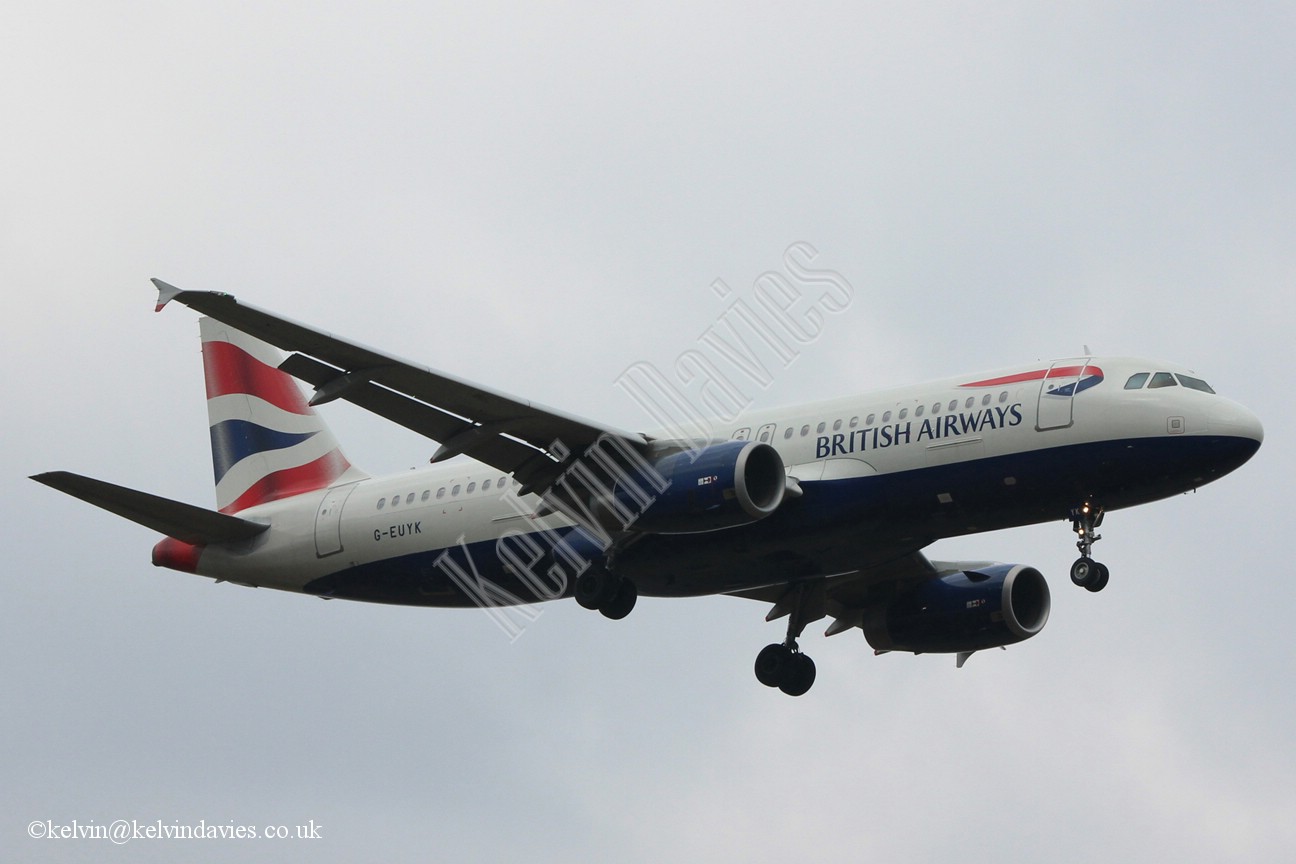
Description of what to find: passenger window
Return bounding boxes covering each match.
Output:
[999,391,1008,403]
[914,405,924,417]
[482,479,492,491]
[759,429,770,442]
[406,493,415,505]
[816,422,826,434]
[849,416,859,428]
[833,419,842,431]
[421,490,430,502]
[965,397,975,409]
[1176,374,1216,394]
[982,394,992,406]
[467,482,476,494]
[391,495,400,507]
[731,427,751,440]
[437,487,446,499]
[866,414,875,425]
[783,427,794,440]
[882,411,892,423]
[931,402,940,414]
[948,400,957,412]
[452,485,461,496]
[800,425,810,437]
[1124,373,1150,390]
[1149,372,1178,389]
[376,498,385,510]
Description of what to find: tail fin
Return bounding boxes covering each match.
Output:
[201,317,366,513]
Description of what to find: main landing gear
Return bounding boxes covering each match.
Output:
[755,641,816,697]
[574,568,638,620]
[754,579,823,696]
[1069,502,1109,592]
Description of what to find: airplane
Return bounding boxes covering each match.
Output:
[32,280,1264,696]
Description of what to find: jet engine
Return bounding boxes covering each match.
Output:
[616,440,788,534]
[862,564,1051,654]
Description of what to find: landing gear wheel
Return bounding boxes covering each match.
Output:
[1070,557,1095,587]
[1086,562,1110,593]
[575,569,616,610]
[779,653,816,697]
[598,578,637,620]
[755,643,791,687]
[576,570,637,619]
[1070,557,1109,591]
[753,643,816,696]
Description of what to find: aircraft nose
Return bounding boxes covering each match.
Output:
[1213,401,1264,447]
[1244,408,1264,447]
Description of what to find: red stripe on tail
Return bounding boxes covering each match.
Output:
[219,449,352,514]
[202,340,313,415]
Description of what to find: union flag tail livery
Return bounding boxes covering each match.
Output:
[33,282,1264,696]
[200,317,366,513]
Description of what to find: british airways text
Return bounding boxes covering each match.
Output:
[816,403,1024,458]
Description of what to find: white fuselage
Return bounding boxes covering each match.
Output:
[187,355,1262,605]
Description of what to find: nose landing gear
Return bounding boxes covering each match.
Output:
[1069,503,1109,592]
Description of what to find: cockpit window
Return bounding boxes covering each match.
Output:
[1176,374,1215,394]
[1124,372,1150,390]
[1148,372,1178,389]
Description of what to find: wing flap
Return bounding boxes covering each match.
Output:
[726,550,942,637]
[279,352,554,475]
[32,472,269,545]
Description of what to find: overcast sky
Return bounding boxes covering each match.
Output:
[3,3,1293,862]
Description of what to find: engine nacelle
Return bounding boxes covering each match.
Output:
[862,564,1051,654]
[618,440,787,534]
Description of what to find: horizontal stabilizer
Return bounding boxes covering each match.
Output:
[31,471,269,545]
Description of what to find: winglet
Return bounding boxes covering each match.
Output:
[152,278,183,312]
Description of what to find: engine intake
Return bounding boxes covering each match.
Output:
[862,563,1051,654]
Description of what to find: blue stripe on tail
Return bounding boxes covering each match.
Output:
[209,420,319,484]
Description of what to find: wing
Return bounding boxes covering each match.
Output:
[155,281,649,498]
[728,549,946,636]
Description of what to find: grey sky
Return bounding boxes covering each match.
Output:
[3,3,1293,861]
